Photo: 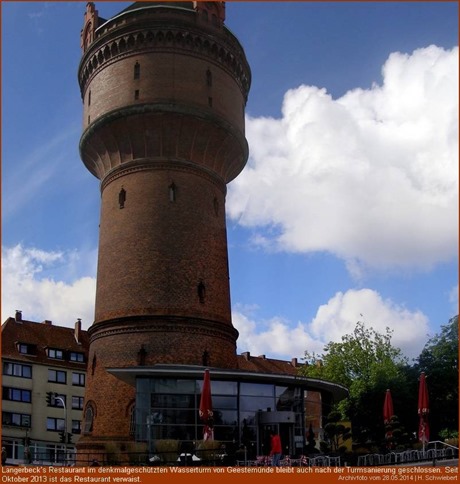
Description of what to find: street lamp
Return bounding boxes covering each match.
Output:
[47,392,68,464]
[55,395,67,463]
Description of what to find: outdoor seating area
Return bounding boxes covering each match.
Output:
[357,442,459,466]
[234,441,459,468]
[236,454,341,467]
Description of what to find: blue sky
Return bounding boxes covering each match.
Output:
[2,1,458,362]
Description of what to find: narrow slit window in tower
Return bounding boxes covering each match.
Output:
[134,90,140,100]
[206,68,212,87]
[91,354,97,376]
[198,281,206,304]
[119,187,126,209]
[88,90,91,106]
[169,183,176,202]
[134,62,140,80]
[137,345,147,366]
[208,97,213,107]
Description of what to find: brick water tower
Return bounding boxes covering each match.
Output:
[77,1,250,456]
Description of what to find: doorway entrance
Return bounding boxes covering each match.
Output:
[257,411,295,456]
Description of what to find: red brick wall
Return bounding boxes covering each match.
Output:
[77,3,249,448]
[83,52,245,135]
[96,165,232,325]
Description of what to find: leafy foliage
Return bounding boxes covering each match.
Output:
[301,322,407,390]
[300,317,459,445]
[300,322,409,435]
[384,414,413,450]
[415,315,458,438]
[320,410,351,454]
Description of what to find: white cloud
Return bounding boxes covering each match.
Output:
[449,284,458,314]
[233,288,429,361]
[308,289,429,360]
[228,45,458,274]
[233,309,325,361]
[1,245,96,329]
[2,245,430,360]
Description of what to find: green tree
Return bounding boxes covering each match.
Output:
[301,322,407,387]
[415,315,458,440]
[300,322,410,444]
[320,410,352,454]
[384,414,412,451]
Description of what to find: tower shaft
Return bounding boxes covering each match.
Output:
[77,1,250,452]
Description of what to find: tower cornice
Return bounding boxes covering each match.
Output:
[78,17,251,102]
[88,315,239,347]
[80,102,249,183]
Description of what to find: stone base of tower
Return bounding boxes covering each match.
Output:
[77,315,239,458]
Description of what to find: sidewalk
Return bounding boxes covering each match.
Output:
[395,459,458,467]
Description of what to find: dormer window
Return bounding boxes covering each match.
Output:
[18,344,29,354]
[48,348,64,360]
[16,343,36,356]
[70,352,85,363]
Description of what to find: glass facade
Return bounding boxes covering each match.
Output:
[135,377,305,456]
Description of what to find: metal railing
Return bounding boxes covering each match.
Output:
[5,441,457,467]
[236,454,341,467]
[356,441,459,466]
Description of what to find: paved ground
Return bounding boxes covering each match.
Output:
[397,458,458,467]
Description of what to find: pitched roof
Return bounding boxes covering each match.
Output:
[237,353,301,375]
[1,317,89,370]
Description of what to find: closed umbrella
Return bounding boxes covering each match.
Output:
[383,389,394,448]
[199,369,214,441]
[418,372,430,452]
[383,389,394,424]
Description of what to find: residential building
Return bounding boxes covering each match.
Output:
[1,311,89,465]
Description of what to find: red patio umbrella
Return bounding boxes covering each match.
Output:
[418,372,430,451]
[199,369,214,441]
[383,389,394,448]
[383,389,394,424]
